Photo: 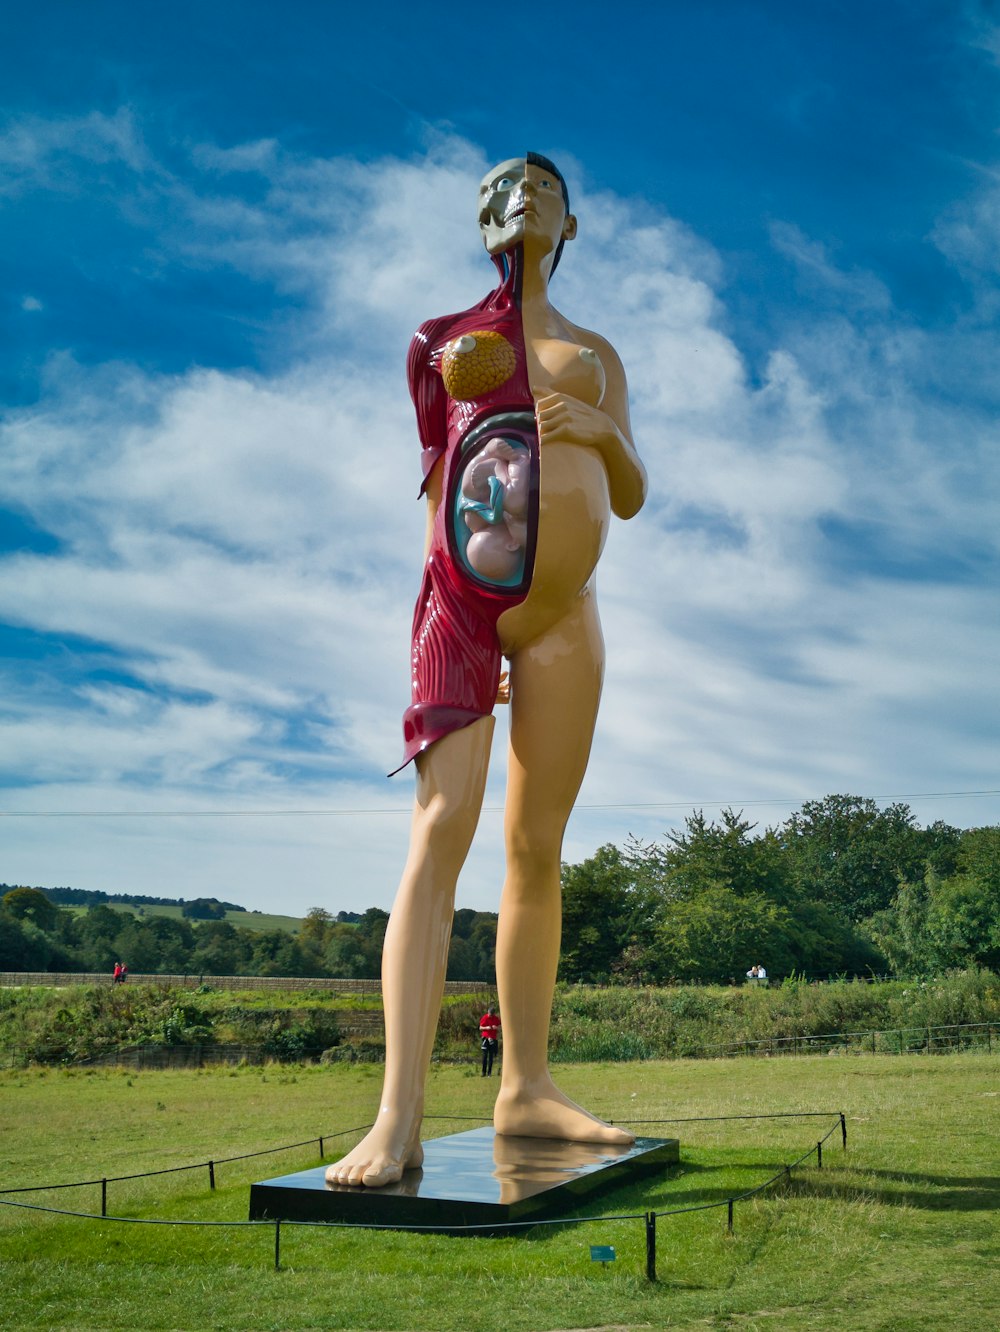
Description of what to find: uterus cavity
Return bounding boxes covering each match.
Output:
[458,437,530,583]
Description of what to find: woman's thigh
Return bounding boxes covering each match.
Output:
[504,593,605,840]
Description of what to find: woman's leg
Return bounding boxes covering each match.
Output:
[326,716,494,1187]
[493,593,633,1144]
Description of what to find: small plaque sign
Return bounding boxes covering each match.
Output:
[590,1244,616,1264]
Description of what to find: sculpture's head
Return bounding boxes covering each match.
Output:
[478,152,577,275]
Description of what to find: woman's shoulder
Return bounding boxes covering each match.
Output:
[410,284,510,366]
[561,319,624,371]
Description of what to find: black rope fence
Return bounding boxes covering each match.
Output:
[0,1110,848,1280]
[708,1020,997,1059]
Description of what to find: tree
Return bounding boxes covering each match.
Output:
[867,829,1000,975]
[921,821,963,877]
[0,914,53,969]
[355,908,390,974]
[77,905,128,971]
[782,795,924,921]
[446,935,479,980]
[955,825,1000,890]
[468,914,498,983]
[111,920,160,973]
[107,914,196,974]
[181,898,227,920]
[559,843,662,982]
[2,887,60,932]
[297,908,336,973]
[250,931,310,977]
[299,908,335,949]
[656,887,797,983]
[323,927,372,979]
[662,810,794,904]
[190,921,249,976]
[560,845,631,981]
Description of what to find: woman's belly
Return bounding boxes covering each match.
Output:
[497,442,610,654]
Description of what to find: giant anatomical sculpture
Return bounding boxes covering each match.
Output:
[327,153,647,1188]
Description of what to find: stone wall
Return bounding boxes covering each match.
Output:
[0,971,493,996]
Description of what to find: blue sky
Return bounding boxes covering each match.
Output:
[2,1,999,915]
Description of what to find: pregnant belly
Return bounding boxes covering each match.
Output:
[498,443,610,653]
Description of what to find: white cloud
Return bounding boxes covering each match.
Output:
[770,220,892,312]
[2,122,999,913]
[0,106,154,194]
[931,178,1000,326]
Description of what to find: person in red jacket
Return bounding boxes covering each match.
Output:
[479,1005,500,1076]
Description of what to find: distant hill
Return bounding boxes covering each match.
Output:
[3,883,247,913]
[81,902,305,934]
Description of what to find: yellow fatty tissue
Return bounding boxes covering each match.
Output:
[441,330,516,400]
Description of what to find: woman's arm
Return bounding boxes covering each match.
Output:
[535,335,647,519]
[422,458,443,559]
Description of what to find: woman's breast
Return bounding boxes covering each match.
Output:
[530,339,606,407]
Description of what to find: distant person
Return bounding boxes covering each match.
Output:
[756,964,767,980]
[746,965,759,980]
[479,1004,500,1077]
[112,962,122,985]
[119,962,128,984]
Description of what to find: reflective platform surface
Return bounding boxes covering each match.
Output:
[249,1127,679,1234]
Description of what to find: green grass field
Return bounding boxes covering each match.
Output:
[64,902,304,933]
[1,1054,997,1331]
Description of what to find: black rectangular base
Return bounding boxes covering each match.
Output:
[249,1127,679,1234]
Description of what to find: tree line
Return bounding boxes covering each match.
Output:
[2,795,998,983]
[559,796,999,982]
[0,890,499,984]
[27,886,247,913]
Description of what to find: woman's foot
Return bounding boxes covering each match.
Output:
[325,1121,424,1188]
[494,1077,635,1145]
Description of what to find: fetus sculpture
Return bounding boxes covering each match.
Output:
[326,153,647,1189]
[459,436,531,583]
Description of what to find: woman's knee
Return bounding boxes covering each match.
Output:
[413,789,481,855]
[505,824,562,885]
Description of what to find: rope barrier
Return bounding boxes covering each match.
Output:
[0,1126,368,1195]
[0,1110,847,1278]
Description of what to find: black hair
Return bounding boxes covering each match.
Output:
[526,150,571,274]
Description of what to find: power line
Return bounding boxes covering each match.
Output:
[1,789,998,818]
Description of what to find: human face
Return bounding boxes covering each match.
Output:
[477,158,577,259]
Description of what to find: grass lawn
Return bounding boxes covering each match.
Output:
[63,903,304,933]
[1,1054,997,1330]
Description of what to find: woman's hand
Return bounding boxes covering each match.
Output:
[535,392,615,450]
[535,391,646,519]
[495,670,510,705]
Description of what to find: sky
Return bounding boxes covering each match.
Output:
[1,0,999,917]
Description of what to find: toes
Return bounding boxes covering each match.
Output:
[603,1126,636,1145]
[325,1154,408,1188]
[361,1160,404,1188]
